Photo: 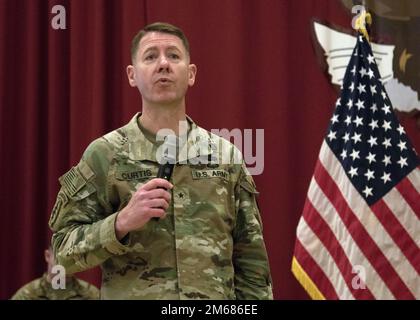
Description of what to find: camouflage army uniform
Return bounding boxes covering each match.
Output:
[49,113,273,300]
[11,273,99,300]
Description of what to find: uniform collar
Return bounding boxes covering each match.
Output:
[125,112,214,163]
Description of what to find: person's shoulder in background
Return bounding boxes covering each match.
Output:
[74,277,100,300]
[10,277,44,300]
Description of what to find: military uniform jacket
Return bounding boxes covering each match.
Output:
[11,273,99,300]
[49,113,273,299]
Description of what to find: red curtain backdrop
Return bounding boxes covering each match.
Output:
[1,0,418,299]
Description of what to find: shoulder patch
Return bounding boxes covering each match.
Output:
[59,161,95,197]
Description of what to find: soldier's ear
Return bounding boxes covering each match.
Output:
[126,65,137,87]
[188,64,197,87]
[44,249,50,263]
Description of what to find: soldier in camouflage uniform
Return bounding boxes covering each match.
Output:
[49,22,273,299]
[11,247,99,300]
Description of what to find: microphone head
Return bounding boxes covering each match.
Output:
[160,134,178,164]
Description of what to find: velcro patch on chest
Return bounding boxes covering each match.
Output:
[116,169,157,181]
[191,169,230,181]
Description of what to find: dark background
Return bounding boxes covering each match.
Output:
[1,0,418,299]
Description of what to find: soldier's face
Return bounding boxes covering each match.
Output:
[127,32,196,106]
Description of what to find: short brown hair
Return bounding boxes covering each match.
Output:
[130,22,190,62]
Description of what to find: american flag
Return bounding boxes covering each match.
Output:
[292,33,420,299]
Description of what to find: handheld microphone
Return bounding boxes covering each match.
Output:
[153,135,178,221]
[157,134,178,180]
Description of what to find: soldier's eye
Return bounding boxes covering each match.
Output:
[145,54,156,61]
[169,53,180,60]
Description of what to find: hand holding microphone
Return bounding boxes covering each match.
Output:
[115,135,177,240]
[153,134,178,220]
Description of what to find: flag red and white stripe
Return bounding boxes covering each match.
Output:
[292,141,420,299]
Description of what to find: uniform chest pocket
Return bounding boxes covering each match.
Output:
[182,168,235,230]
[113,166,158,209]
[189,169,233,204]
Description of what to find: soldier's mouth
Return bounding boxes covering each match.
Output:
[156,78,172,83]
